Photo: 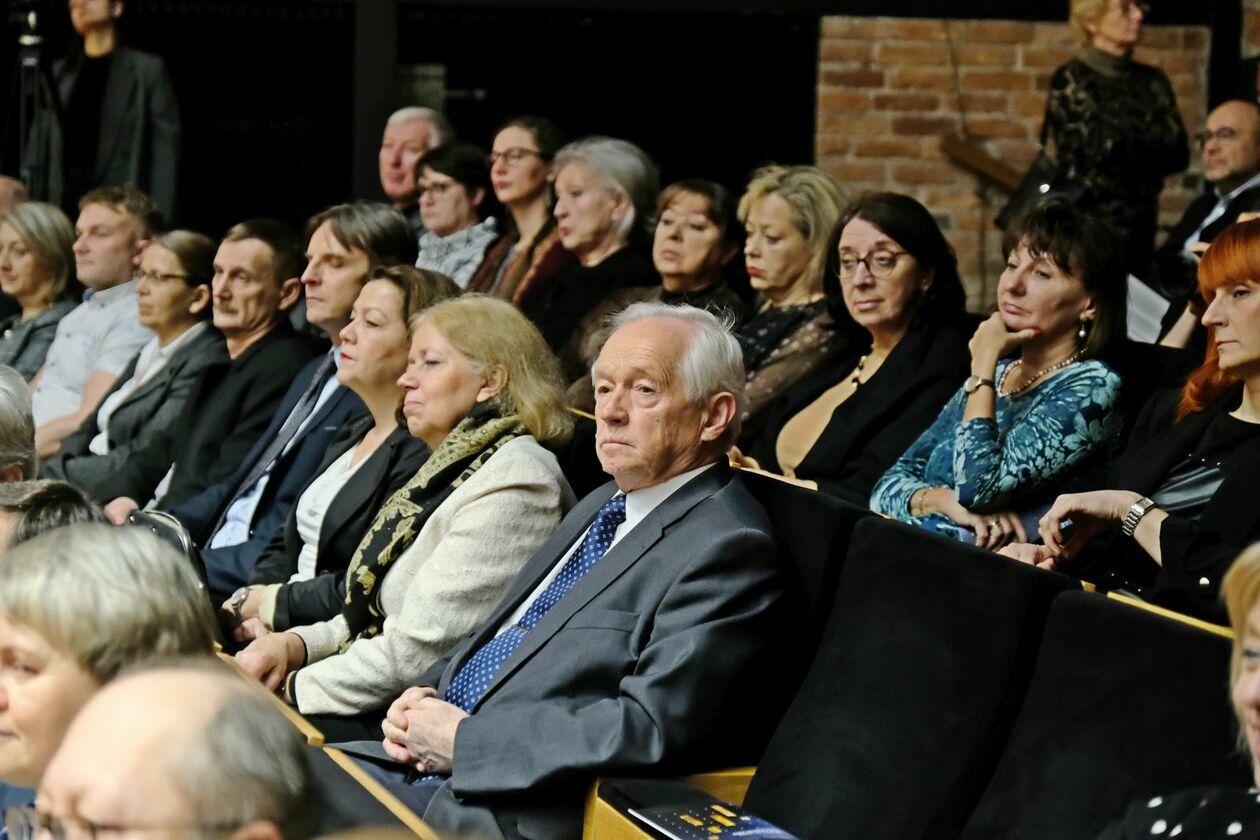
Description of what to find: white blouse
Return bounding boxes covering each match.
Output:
[291,446,369,582]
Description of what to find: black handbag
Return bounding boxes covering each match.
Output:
[995,111,1086,230]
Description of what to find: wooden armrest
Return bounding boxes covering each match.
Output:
[680,766,756,805]
[215,651,326,746]
[1105,592,1233,639]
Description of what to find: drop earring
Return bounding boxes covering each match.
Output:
[1077,319,1089,342]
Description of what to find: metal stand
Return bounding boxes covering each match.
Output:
[4,4,61,198]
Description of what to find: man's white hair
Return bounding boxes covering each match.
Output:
[605,302,746,441]
[386,106,453,147]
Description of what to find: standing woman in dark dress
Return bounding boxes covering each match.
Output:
[26,0,180,218]
[1041,0,1188,274]
[1003,219,1260,621]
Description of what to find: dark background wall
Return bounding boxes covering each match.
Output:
[0,0,1232,236]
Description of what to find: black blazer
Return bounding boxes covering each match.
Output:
[1150,183,1260,299]
[750,319,971,507]
[107,321,321,507]
[1079,386,1260,620]
[166,352,370,597]
[42,326,227,498]
[249,419,429,630]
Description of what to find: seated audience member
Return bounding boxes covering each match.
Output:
[518,136,660,378]
[110,203,418,599]
[30,187,159,456]
[31,663,316,840]
[235,295,574,733]
[41,230,225,497]
[466,116,574,301]
[1003,219,1260,620]
[871,200,1125,547]
[0,366,34,483]
[0,524,216,815]
[99,219,317,509]
[1093,544,1260,837]
[736,165,850,438]
[0,480,103,554]
[1155,100,1260,350]
[565,178,749,411]
[0,177,25,216]
[0,203,79,380]
[413,142,499,288]
[342,302,785,840]
[734,193,971,505]
[222,266,457,635]
[379,106,451,233]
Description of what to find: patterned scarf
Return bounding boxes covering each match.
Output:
[339,404,526,648]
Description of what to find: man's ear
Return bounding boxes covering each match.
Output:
[476,365,508,403]
[228,820,282,840]
[698,392,738,443]
[187,285,212,318]
[132,237,151,268]
[0,463,24,484]
[470,187,486,210]
[278,277,303,312]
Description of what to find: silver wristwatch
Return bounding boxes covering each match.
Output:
[963,375,995,395]
[227,586,250,622]
[1121,496,1157,538]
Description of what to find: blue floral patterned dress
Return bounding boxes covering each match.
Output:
[870,359,1123,540]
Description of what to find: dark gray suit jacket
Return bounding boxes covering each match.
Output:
[41,325,226,498]
[24,46,180,217]
[408,463,783,840]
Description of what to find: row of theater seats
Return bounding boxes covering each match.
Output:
[586,477,1246,840]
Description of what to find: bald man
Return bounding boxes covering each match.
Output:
[34,665,316,840]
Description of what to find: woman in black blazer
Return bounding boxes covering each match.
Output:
[222,265,457,636]
[42,230,225,496]
[734,193,970,507]
[1004,219,1260,621]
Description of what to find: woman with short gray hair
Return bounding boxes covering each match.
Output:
[0,203,80,380]
[0,524,217,808]
[519,136,661,380]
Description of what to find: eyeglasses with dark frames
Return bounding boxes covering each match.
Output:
[487,148,543,168]
[837,249,909,280]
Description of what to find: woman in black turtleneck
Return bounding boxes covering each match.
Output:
[35,0,180,218]
[1045,0,1188,274]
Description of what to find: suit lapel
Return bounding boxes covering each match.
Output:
[318,424,397,554]
[96,52,138,182]
[468,464,732,709]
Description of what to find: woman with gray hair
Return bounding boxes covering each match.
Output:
[0,365,35,483]
[0,203,80,380]
[0,523,217,813]
[518,136,660,380]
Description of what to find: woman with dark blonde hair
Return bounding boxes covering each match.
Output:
[0,203,79,380]
[1002,218,1260,621]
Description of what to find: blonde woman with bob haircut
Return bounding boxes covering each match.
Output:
[0,202,80,380]
[0,523,217,806]
[238,294,576,737]
[735,164,850,441]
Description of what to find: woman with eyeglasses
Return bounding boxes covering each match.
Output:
[1031,0,1188,274]
[871,201,1126,549]
[413,142,500,289]
[466,116,576,302]
[730,194,970,506]
[40,230,227,498]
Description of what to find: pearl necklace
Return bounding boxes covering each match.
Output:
[999,350,1083,397]
[849,354,869,390]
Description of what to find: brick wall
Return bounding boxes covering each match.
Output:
[815,17,1209,309]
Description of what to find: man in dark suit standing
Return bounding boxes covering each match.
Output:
[1152,100,1260,344]
[348,302,785,840]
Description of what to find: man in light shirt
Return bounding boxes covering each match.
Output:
[30,186,158,456]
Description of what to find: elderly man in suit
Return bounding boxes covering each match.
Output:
[344,301,786,840]
[1153,100,1260,346]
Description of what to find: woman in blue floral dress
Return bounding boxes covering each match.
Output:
[871,201,1126,548]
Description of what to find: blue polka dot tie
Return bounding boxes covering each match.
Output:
[444,493,628,713]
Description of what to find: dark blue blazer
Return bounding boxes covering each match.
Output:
[166,353,368,596]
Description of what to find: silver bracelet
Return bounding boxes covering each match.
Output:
[1121,496,1157,538]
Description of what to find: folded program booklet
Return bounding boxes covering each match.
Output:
[627,801,799,839]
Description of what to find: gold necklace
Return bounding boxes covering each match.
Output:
[999,350,1083,397]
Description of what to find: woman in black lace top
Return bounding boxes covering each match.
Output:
[1045,0,1189,273]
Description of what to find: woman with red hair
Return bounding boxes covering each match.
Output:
[1002,218,1260,620]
